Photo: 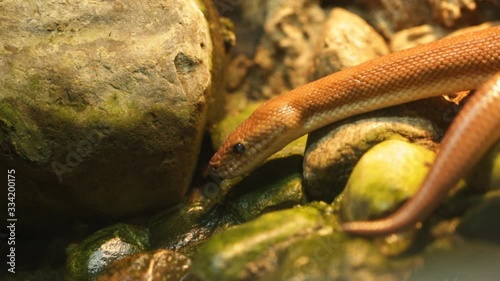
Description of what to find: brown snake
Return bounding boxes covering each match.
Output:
[209,26,500,235]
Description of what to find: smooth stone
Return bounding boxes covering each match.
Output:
[226,165,304,221]
[312,7,389,79]
[340,140,435,222]
[66,223,149,281]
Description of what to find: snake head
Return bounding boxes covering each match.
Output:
[208,121,278,180]
[208,101,296,180]
[208,135,251,181]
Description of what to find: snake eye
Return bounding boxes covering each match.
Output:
[232,143,245,154]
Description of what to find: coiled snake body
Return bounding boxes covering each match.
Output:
[209,26,500,236]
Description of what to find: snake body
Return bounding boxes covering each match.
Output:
[209,26,500,235]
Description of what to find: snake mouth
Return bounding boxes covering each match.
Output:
[208,163,237,181]
[208,158,222,178]
[208,153,231,180]
[208,168,223,183]
[208,154,242,181]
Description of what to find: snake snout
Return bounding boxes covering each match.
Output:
[208,152,227,180]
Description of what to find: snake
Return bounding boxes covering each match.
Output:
[209,26,500,236]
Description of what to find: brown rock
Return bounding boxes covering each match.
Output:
[360,0,433,36]
[240,0,326,99]
[390,25,446,52]
[428,0,477,27]
[312,8,390,79]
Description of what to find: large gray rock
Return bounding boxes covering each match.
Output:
[0,0,224,230]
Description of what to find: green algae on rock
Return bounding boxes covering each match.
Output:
[340,140,436,222]
[0,0,226,231]
[191,202,421,280]
[265,235,417,281]
[148,153,305,257]
[226,166,304,221]
[191,205,330,281]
